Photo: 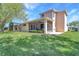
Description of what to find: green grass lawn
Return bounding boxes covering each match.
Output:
[0,31,79,56]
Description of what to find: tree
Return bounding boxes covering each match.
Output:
[0,3,27,32]
[68,21,79,26]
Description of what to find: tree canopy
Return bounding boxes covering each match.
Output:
[0,3,27,31]
[68,21,79,26]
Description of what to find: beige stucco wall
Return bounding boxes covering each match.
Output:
[42,11,54,19]
[21,23,29,31]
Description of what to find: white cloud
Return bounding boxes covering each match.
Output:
[68,9,79,23]
[69,15,79,22]
[68,9,77,15]
[24,3,39,10]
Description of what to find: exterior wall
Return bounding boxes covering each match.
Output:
[41,10,54,20]
[64,14,68,32]
[13,23,29,32]
[55,12,64,32]
[21,23,29,31]
[13,25,20,31]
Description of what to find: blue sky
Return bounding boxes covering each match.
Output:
[5,3,79,27]
[24,3,79,23]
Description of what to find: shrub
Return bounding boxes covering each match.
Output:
[37,30,44,33]
[30,30,43,33]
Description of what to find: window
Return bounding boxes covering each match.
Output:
[31,24,36,30]
[41,14,44,17]
[15,27,17,30]
[48,13,53,19]
[40,24,44,30]
[23,24,26,26]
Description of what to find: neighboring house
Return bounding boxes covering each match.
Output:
[68,26,79,31]
[13,9,68,34]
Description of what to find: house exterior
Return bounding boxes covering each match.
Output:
[13,9,68,34]
[13,23,29,32]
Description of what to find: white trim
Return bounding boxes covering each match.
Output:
[64,14,68,32]
[44,20,47,34]
[52,13,56,32]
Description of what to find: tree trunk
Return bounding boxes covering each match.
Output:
[0,21,5,32]
[0,16,10,32]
